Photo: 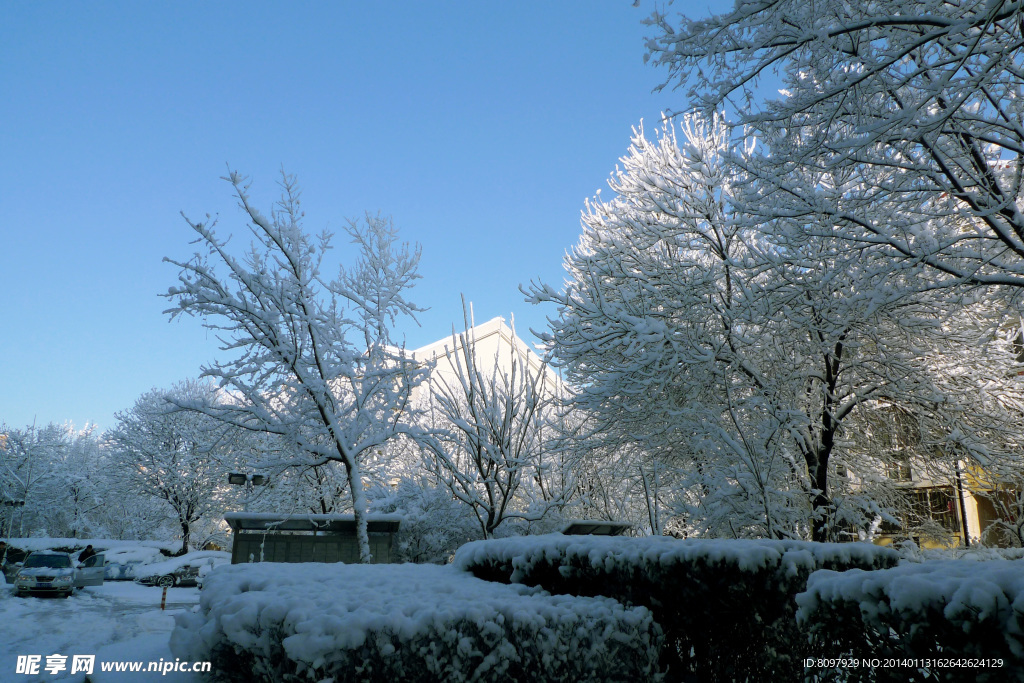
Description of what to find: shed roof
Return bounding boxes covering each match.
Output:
[225,512,402,534]
[560,520,632,536]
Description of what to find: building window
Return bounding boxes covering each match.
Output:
[882,487,961,535]
[885,453,912,482]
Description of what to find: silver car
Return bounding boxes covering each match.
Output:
[13,551,105,598]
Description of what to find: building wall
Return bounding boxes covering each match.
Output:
[408,315,560,403]
[231,532,394,564]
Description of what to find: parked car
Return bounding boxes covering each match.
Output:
[133,551,230,588]
[12,551,105,598]
[101,546,167,581]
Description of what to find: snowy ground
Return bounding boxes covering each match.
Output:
[0,580,204,682]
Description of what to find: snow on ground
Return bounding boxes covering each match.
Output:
[0,580,203,682]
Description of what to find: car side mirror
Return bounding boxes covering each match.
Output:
[13,562,22,568]
[77,564,84,569]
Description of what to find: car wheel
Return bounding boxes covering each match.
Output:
[62,591,71,599]
[157,575,175,588]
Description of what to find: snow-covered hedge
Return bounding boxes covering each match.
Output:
[796,559,1024,682]
[453,535,899,682]
[170,562,662,683]
[1,537,177,554]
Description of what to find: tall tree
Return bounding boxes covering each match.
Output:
[646,0,1024,288]
[37,424,105,539]
[107,381,233,554]
[164,171,426,562]
[529,116,1016,540]
[0,422,99,538]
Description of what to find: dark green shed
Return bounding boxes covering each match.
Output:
[225,513,401,564]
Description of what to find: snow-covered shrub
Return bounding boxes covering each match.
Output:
[171,562,662,683]
[368,480,482,563]
[796,560,1024,682]
[454,535,898,682]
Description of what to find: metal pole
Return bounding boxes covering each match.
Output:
[18,461,31,538]
[954,460,971,548]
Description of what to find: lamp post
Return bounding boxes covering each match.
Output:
[1,500,25,539]
[953,460,971,548]
[227,473,268,512]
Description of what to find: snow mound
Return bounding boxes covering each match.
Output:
[796,558,1024,675]
[170,562,662,682]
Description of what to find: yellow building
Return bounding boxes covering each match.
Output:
[874,460,1021,549]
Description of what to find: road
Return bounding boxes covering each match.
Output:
[0,581,201,681]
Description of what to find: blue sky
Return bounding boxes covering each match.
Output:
[1,1,707,432]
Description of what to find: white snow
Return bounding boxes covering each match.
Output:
[796,559,1024,657]
[101,546,170,580]
[2,538,177,554]
[131,550,230,581]
[101,546,167,565]
[0,580,203,681]
[453,534,898,582]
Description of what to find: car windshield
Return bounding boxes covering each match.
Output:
[24,554,72,568]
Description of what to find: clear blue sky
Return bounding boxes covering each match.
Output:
[1,1,706,432]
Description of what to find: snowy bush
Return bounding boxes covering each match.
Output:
[170,562,662,683]
[369,480,482,564]
[454,535,898,682]
[796,560,1024,682]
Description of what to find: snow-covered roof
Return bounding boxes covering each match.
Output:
[409,315,559,390]
[224,512,401,533]
[412,316,523,358]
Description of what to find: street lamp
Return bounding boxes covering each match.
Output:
[227,473,268,512]
[227,473,267,486]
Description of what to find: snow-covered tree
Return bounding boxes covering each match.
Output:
[1,424,55,536]
[36,424,107,538]
[0,422,106,538]
[107,381,236,554]
[0,421,179,541]
[163,171,427,562]
[645,0,1024,289]
[529,115,1021,541]
[422,306,565,538]
[87,487,175,542]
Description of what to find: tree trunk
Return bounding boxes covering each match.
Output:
[810,457,832,543]
[342,459,372,563]
[180,519,191,555]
